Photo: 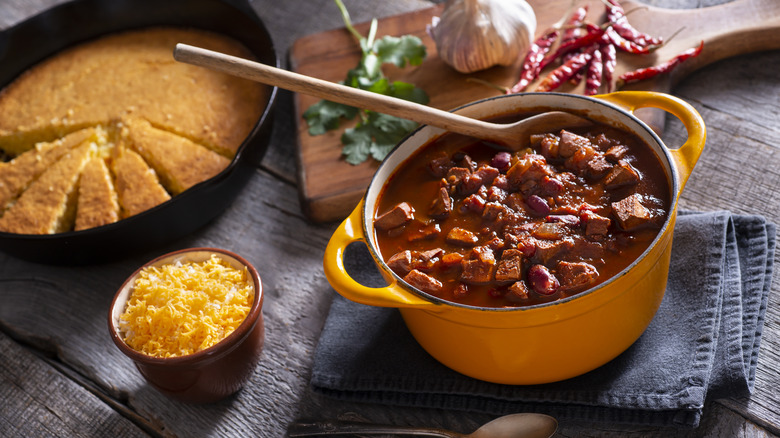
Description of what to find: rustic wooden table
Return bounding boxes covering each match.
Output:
[1,0,778,437]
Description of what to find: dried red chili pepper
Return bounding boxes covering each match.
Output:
[508,29,560,94]
[605,0,663,47]
[605,26,661,55]
[561,5,590,85]
[585,46,603,95]
[537,47,594,92]
[600,41,617,92]
[561,5,589,48]
[538,23,604,72]
[618,41,704,86]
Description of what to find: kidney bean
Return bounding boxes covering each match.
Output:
[527,264,560,295]
[527,194,551,216]
[546,214,580,227]
[490,152,512,173]
[540,176,564,195]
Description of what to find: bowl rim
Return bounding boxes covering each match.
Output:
[360,91,680,313]
[107,247,264,366]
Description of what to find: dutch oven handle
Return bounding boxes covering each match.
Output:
[595,91,706,193]
[323,200,441,310]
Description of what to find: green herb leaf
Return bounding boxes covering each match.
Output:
[340,112,418,164]
[302,100,358,136]
[373,35,427,68]
[303,0,429,165]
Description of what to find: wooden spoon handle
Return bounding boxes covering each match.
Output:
[173,43,510,142]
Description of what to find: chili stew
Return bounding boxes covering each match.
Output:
[374,114,670,308]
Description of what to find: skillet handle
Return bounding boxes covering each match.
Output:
[323,200,439,310]
[594,91,706,193]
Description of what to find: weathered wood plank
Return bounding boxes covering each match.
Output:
[0,331,150,438]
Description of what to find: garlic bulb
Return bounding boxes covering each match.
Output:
[429,0,536,73]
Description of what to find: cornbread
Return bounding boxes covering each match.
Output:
[122,118,230,195]
[111,145,171,218]
[119,254,254,358]
[0,127,101,213]
[74,158,120,231]
[0,27,267,234]
[0,141,94,234]
[0,27,265,157]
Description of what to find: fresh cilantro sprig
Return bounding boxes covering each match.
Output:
[302,0,428,165]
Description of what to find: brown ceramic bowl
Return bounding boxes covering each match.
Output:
[108,247,264,403]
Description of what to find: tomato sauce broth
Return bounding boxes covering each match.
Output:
[374,114,671,308]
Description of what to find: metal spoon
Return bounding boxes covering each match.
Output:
[287,413,558,437]
[173,44,590,150]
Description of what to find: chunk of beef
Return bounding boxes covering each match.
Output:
[440,252,464,269]
[482,202,509,222]
[428,187,452,219]
[387,250,413,276]
[487,185,507,202]
[492,174,509,190]
[459,192,486,214]
[411,248,443,272]
[586,154,613,179]
[564,142,597,173]
[611,193,652,231]
[506,280,531,302]
[403,269,443,294]
[605,144,629,163]
[536,134,560,160]
[603,159,640,189]
[407,222,441,242]
[445,167,471,189]
[533,238,573,264]
[569,238,605,261]
[558,130,592,158]
[506,153,552,188]
[527,264,560,295]
[446,227,479,246]
[474,164,500,186]
[427,154,455,178]
[460,246,496,284]
[580,210,611,236]
[556,261,599,293]
[495,249,524,283]
[375,202,414,230]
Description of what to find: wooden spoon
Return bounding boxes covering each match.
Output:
[173,43,591,149]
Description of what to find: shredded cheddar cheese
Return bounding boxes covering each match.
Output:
[119,254,254,358]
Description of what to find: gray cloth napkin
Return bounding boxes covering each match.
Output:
[310,211,776,428]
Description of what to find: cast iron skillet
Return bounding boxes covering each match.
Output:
[0,0,278,264]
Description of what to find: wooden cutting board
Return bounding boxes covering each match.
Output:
[290,0,780,223]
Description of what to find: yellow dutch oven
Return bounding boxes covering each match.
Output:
[323,91,705,385]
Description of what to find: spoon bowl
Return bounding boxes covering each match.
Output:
[173,43,591,149]
[288,413,558,437]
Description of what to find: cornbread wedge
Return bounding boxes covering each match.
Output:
[0,127,102,214]
[122,118,230,195]
[0,141,94,234]
[74,158,119,231]
[111,145,170,218]
[0,27,265,157]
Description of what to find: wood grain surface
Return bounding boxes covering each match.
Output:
[1,0,779,437]
[291,0,780,223]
